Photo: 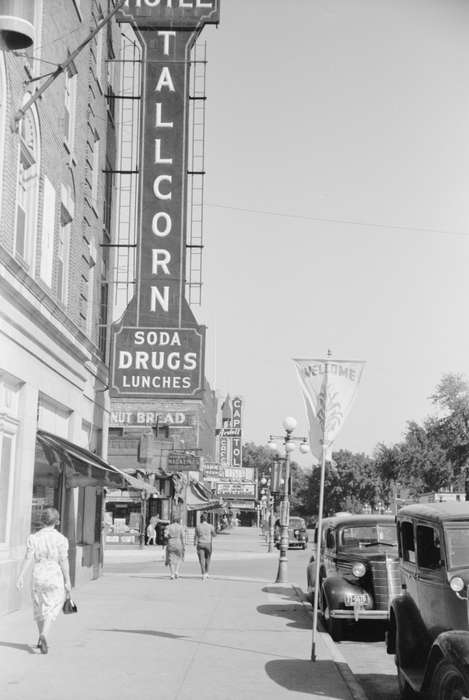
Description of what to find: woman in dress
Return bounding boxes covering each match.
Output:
[16,507,71,654]
[164,515,185,580]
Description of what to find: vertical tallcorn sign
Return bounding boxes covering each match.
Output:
[110,0,220,399]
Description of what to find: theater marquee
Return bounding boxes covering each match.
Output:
[110,1,219,399]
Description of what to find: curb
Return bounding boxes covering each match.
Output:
[291,585,369,700]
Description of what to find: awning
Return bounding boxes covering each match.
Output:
[115,471,160,496]
[185,480,225,512]
[36,430,157,492]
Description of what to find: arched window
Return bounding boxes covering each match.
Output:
[15,100,40,268]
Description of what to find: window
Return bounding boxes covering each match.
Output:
[446,526,469,569]
[95,18,104,89]
[98,280,109,359]
[416,525,442,570]
[15,104,40,266]
[39,176,56,286]
[401,521,416,564]
[103,165,113,234]
[86,242,97,337]
[57,187,74,304]
[64,66,77,150]
[91,133,100,209]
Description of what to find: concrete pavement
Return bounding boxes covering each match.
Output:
[0,528,366,700]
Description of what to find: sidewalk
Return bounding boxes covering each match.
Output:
[0,528,365,700]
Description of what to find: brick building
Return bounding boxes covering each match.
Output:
[0,0,137,614]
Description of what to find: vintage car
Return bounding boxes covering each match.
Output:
[306,513,400,641]
[274,516,309,549]
[386,502,469,699]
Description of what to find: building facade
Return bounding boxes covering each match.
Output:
[0,0,129,614]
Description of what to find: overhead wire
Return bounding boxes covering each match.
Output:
[205,203,469,239]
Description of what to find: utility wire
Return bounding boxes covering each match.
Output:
[205,202,469,239]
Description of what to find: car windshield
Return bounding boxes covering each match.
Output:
[445,525,469,569]
[289,518,305,528]
[339,524,397,550]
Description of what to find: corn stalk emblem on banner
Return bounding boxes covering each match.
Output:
[293,358,366,462]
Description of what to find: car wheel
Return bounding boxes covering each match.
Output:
[396,655,418,700]
[322,599,342,643]
[302,544,306,550]
[429,659,469,700]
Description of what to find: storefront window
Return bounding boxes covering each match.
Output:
[0,376,21,544]
[105,493,142,545]
[31,440,60,532]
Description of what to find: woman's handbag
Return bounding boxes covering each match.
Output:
[62,596,78,614]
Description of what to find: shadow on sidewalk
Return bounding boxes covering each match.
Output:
[0,641,37,654]
[96,628,298,659]
[265,659,343,695]
[262,586,299,600]
[257,603,312,630]
[97,628,186,640]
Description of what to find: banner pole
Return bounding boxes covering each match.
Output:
[311,437,327,662]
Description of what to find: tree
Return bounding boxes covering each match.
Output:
[242,442,274,474]
[428,373,469,478]
[289,461,309,516]
[303,449,380,516]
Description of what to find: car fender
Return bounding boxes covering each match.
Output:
[322,576,373,611]
[391,594,432,667]
[421,631,469,693]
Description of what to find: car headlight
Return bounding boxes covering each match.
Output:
[352,562,366,578]
[450,576,465,593]
[294,529,299,536]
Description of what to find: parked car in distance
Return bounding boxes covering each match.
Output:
[306,513,399,641]
[386,501,469,699]
[274,516,309,549]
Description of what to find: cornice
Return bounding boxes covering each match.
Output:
[0,245,107,371]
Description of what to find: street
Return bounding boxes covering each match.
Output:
[291,532,399,700]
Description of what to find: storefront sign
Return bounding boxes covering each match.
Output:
[110,409,192,426]
[119,0,220,28]
[231,396,242,467]
[167,450,200,471]
[202,462,222,477]
[218,434,230,466]
[217,427,241,438]
[215,481,255,498]
[110,5,219,398]
[222,468,253,481]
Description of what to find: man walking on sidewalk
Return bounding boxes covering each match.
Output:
[194,514,216,580]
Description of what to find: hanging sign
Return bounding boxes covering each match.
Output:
[118,0,220,28]
[110,1,220,398]
[293,359,365,462]
[231,396,242,467]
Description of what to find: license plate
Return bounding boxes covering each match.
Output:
[344,593,368,607]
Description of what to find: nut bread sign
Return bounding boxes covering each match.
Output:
[111,1,219,398]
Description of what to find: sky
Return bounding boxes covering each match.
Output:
[194,0,469,464]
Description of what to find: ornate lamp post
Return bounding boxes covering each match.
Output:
[268,416,309,584]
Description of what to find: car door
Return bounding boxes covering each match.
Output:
[399,518,419,604]
[416,521,464,637]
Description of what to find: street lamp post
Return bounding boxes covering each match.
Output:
[268,416,309,584]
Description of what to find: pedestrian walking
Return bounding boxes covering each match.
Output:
[164,516,185,579]
[194,513,216,581]
[146,519,156,545]
[16,507,71,654]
